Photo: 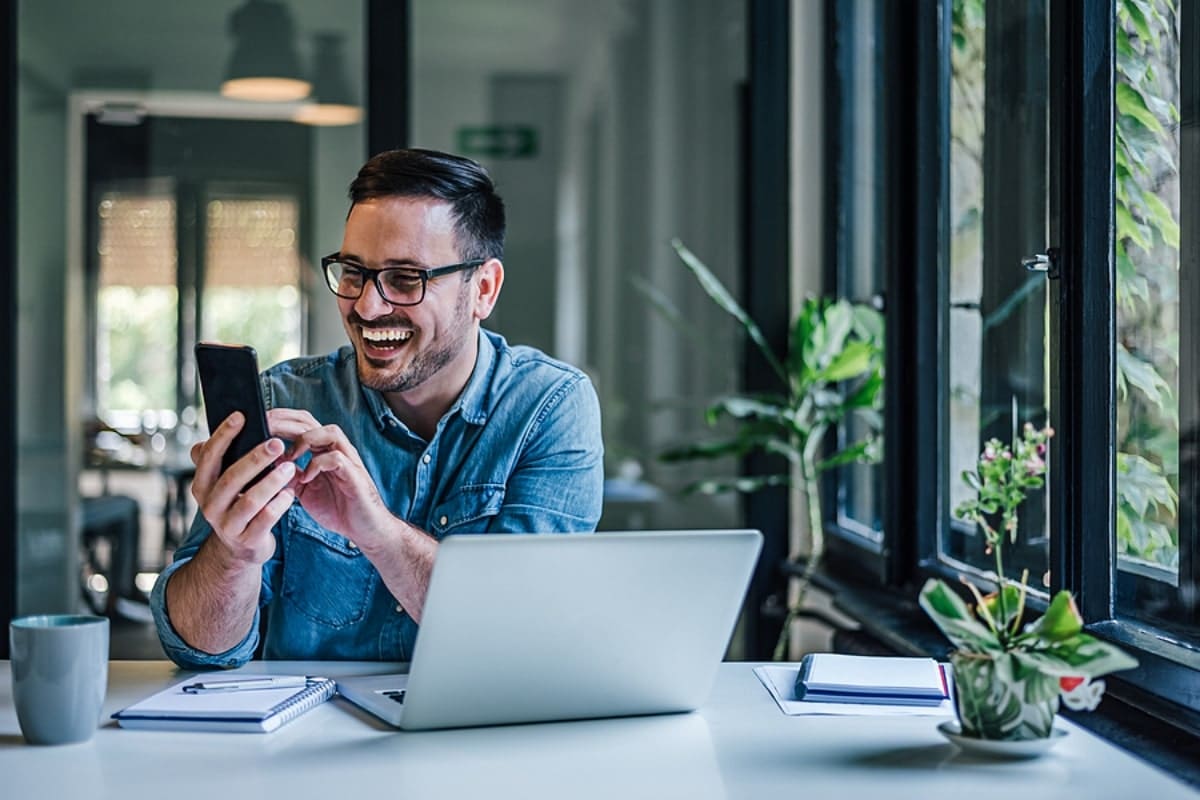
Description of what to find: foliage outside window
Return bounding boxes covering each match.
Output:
[1114,0,1180,573]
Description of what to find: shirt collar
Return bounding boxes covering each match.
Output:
[359,328,495,433]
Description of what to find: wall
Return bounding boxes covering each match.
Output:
[410,0,746,534]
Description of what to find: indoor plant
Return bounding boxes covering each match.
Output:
[654,239,884,660]
[919,419,1139,740]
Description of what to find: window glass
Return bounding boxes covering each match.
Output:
[945,0,1051,588]
[96,191,179,430]
[832,0,885,540]
[202,195,303,368]
[1114,0,1191,636]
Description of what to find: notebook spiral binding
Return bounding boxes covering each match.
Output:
[269,678,337,724]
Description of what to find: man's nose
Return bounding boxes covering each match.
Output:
[353,278,394,317]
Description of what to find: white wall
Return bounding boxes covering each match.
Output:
[412,0,746,532]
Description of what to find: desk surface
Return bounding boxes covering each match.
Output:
[1,660,1195,800]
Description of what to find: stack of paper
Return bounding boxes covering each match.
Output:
[795,653,949,706]
[755,654,954,717]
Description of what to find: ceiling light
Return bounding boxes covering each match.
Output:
[293,32,363,126]
[221,0,311,102]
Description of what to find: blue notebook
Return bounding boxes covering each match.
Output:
[794,653,949,706]
[113,675,336,733]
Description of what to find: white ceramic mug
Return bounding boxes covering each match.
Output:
[9,614,109,745]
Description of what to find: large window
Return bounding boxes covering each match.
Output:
[819,0,1200,738]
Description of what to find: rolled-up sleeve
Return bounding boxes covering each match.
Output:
[149,514,277,670]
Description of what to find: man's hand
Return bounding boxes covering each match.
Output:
[266,408,397,554]
[165,411,296,655]
[189,411,296,567]
[266,408,437,621]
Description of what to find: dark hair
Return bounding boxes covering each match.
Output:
[348,148,506,262]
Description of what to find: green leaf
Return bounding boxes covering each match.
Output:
[1116,451,1178,518]
[814,437,880,473]
[1116,201,1154,253]
[704,395,798,434]
[629,275,695,338]
[1124,0,1152,42]
[1024,591,1083,642]
[1141,190,1179,249]
[672,239,788,385]
[844,370,884,410]
[1116,83,1164,133]
[820,339,876,382]
[817,301,855,369]
[918,579,1002,653]
[1116,343,1171,408]
[979,585,1025,632]
[1035,633,1140,678]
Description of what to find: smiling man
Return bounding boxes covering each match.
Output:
[151,149,605,668]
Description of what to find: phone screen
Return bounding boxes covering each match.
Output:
[194,342,274,485]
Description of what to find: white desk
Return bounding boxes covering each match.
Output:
[1,660,1195,799]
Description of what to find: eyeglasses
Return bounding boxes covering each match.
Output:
[321,253,485,307]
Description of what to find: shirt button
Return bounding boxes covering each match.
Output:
[395,604,404,614]
[347,541,357,550]
[439,515,448,527]
[422,453,432,464]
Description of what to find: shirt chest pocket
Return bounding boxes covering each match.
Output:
[430,484,506,537]
[281,511,376,628]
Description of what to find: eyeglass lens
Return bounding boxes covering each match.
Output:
[327,262,424,305]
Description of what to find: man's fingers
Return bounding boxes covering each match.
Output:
[190,411,245,488]
[266,407,322,438]
[218,486,294,564]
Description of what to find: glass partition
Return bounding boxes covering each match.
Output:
[17,0,365,639]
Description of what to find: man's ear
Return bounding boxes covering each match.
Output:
[472,258,504,320]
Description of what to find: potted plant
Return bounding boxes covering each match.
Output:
[919,419,1139,741]
[653,240,884,660]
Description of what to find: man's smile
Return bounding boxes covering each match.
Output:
[360,326,415,351]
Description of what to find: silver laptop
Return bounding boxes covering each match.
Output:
[336,529,762,730]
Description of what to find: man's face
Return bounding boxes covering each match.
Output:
[336,196,488,399]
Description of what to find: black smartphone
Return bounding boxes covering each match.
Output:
[194,342,274,485]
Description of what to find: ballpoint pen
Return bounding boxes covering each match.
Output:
[181,676,309,694]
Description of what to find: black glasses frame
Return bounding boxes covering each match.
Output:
[321,252,485,306]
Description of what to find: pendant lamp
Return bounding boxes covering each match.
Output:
[221,0,311,102]
[293,33,363,126]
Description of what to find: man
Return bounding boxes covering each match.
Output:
[151,148,604,669]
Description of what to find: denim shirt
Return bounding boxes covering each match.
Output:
[151,329,604,669]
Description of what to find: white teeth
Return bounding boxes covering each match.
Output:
[362,328,413,343]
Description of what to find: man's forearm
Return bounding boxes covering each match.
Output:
[164,538,263,655]
[360,521,438,623]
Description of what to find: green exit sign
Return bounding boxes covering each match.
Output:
[456,125,539,158]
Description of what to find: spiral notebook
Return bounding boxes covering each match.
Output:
[113,675,336,733]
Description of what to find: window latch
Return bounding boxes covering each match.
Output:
[1022,248,1060,279]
